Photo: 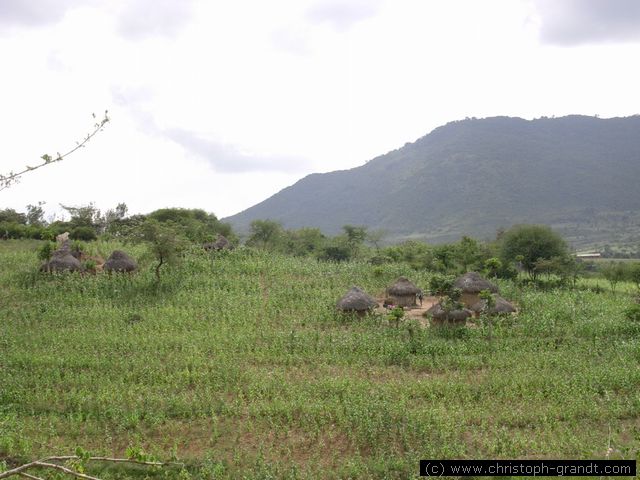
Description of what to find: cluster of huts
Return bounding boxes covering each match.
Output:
[40,240,137,274]
[39,233,232,274]
[336,271,516,326]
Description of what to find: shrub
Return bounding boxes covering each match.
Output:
[70,226,97,241]
[84,259,97,272]
[428,274,455,296]
[37,242,56,262]
[0,222,26,239]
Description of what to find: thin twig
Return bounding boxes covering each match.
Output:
[0,454,183,479]
[31,462,101,480]
[18,473,44,480]
[0,111,110,191]
[44,456,183,467]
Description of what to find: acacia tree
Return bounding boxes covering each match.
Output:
[0,111,109,191]
[342,224,367,258]
[500,225,567,280]
[601,261,627,294]
[26,202,46,226]
[138,219,186,280]
[246,219,284,250]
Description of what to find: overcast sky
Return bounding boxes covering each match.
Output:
[2,0,640,221]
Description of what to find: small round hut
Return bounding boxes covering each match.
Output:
[387,277,421,307]
[41,248,83,273]
[453,272,499,308]
[425,302,473,326]
[470,295,516,316]
[104,250,137,273]
[336,286,378,317]
[204,234,231,251]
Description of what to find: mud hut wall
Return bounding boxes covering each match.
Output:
[461,292,480,308]
[390,293,416,308]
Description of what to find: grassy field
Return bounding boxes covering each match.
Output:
[1,240,639,479]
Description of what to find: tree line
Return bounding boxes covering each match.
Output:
[3,203,638,290]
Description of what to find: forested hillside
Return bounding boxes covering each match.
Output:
[225,115,640,248]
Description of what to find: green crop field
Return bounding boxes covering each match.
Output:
[1,240,639,479]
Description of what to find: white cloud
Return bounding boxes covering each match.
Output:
[1,0,639,222]
[533,0,640,45]
[115,0,195,40]
[306,0,384,31]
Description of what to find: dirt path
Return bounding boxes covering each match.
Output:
[374,295,440,327]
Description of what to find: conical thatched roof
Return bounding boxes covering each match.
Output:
[41,249,83,273]
[470,295,516,315]
[204,234,231,251]
[453,272,498,293]
[425,302,473,322]
[104,250,137,273]
[214,235,230,250]
[387,277,421,296]
[336,286,378,312]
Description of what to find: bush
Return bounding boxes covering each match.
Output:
[318,243,351,262]
[37,242,56,262]
[428,274,455,296]
[70,226,97,241]
[0,222,26,239]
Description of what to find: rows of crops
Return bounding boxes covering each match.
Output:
[1,240,639,478]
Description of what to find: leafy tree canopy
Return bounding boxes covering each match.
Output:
[500,224,567,278]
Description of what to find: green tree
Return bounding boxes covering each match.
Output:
[0,208,26,224]
[366,229,387,251]
[246,219,284,250]
[103,202,129,234]
[500,225,567,279]
[138,219,186,280]
[317,238,352,262]
[381,240,434,270]
[26,202,46,226]
[60,203,102,229]
[433,244,456,272]
[484,257,502,278]
[283,227,326,256]
[342,225,368,258]
[146,208,232,243]
[601,261,627,294]
[455,235,482,272]
[70,226,97,241]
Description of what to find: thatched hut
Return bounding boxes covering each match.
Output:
[387,277,421,307]
[470,295,516,316]
[204,234,231,251]
[425,302,473,326]
[40,248,83,273]
[453,272,499,308]
[336,286,378,317]
[104,250,137,273]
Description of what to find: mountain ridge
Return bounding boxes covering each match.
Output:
[224,115,640,248]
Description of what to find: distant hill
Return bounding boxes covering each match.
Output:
[224,115,640,248]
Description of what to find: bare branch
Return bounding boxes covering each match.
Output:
[43,456,182,467]
[30,462,101,480]
[0,111,110,192]
[18,473,44,480]
[0,455,183,479]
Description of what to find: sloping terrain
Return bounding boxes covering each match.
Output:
[225,115,640,247]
